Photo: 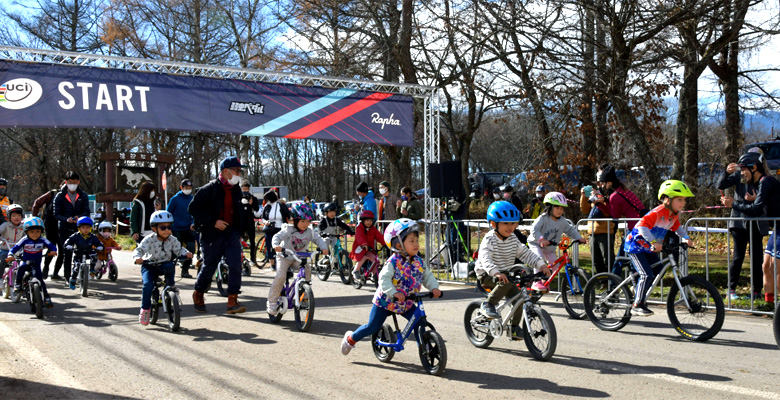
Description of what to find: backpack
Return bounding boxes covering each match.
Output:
[616,190,649,217]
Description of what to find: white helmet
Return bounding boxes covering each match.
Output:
[149,210,174,226]
[98,221,113,231]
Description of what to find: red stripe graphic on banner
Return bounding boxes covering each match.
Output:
[284,92,394,139]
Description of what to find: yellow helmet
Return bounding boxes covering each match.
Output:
[658,180,694,200]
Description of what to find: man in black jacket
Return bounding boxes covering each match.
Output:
[52,172,91,281]
[189,157,248,314]
[722,151,780,306]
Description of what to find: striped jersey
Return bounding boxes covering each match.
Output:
[475,230,546,277]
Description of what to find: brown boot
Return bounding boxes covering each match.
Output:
[192,290,207,313]
[226,294,246,314]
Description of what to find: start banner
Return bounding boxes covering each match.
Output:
[0,60,414,146]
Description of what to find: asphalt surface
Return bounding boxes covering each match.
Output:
[1,249,779,399]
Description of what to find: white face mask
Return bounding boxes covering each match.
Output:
[379,188,387,195]
[67,184,78,192]
[101,232,111,239]
[182,189,192,195]
[536,193,544,199]
[150,191,155,199]
[228,174,241,185]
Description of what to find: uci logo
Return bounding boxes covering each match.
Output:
[0,78,43,110]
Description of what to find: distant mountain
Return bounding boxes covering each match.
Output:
[703,110,780,137]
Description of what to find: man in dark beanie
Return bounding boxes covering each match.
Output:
[355,181,377,223]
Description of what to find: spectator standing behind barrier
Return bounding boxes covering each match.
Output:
[580,185,615,274]
[721,151,780,307]
[240,181,260,269]
[376,181,400,222]
[52,171,91,281]
[259,189,290,271]
[168,179,196,278]
[717,154,768,301]
[31,182,66,279]
[355,182,377,223]
[189,156,248,314]
[524,185,546,219]
[501,185,524,213]
[0,177,14,222]
[592,163,647,275]
[397,187,423,220]
[130,182,157,243]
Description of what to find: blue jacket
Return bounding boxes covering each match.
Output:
[53,187,91,233]
[10,236,57,264]
[361,190,378,221]
[167,191,194,231]
[64,232,104,257]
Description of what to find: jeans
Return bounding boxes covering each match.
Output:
[351,304,417,343]
[194,228,242,295]
[141,262,175,310]
[16,261,50,298]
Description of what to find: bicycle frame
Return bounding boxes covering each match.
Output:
[494,286,541,337]
[541,240,582,296]
[3,260,19,287]
[601,252,697,310]
[145,260,180,314]
[374,298,430,352]
[280,251,317,310]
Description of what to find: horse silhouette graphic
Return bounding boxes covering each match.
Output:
[121,169,153,188]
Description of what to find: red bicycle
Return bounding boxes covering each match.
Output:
[534,237,591,319]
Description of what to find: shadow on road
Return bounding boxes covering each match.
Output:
[552,354,732,382]
[0,377,141,399]
[351,360,610,397]
[184,327,277,345]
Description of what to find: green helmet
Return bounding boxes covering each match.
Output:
[658,180,694,200]
[543,192,568,207]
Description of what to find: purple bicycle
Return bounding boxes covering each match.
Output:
[95,247,120,281]
[268,249,318,332]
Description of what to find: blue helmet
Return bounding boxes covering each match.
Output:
[22,217,44,232]
[77,216,94,227]
[487,201,522,223]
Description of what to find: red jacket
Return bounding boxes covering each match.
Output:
[350,224,384,260]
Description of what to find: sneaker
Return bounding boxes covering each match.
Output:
[44,298,53,308]
[728,290,739,301]
[352,269,362,282]
[139,308,150,326]
[11,288,21,303]
[531,281,549,293]
[480,301,500,319]
[192,291,207,313]
[68,278,76,290]
[341,331,355,355]
[511,325,523,341]
[267,300,279,316]
[631,304,654,316]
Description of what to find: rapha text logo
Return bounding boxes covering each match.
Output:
[371,113,400,129]
[229,101,265,115]
[0,78,43,110]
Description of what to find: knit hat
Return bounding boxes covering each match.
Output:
[356,181,369,193]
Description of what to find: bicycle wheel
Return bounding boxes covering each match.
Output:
[108,261,118,281]
[150,290,160,325]
[666,275,725,341]
[338,251,353,285]
[418,330,447,376]
[583,273,632,331]
[166,290,181,332]
[314,255,331,281]
[774,303,780,349]
[521,307,557,361]
[242,258,252,276]
[351,265,364,289]
[216,262,229,297]
[561,267,590,320]
[463,300,494,348]
[32,283,43,319]
[80,264,89,298]
[294,283,315,332]
[371,324,396,363]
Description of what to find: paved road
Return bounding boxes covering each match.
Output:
[1,249,779,399]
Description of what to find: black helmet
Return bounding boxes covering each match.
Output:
[501,185,513,193]
[324,203,338,212]
[0,178,7,186]
[737,152,765,172]
[181,179,193,187]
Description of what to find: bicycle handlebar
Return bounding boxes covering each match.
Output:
[406,291,444,301]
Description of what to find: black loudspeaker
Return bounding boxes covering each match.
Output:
[428,161,463,198]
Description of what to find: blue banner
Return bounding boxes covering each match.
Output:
[0,60,414,146]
